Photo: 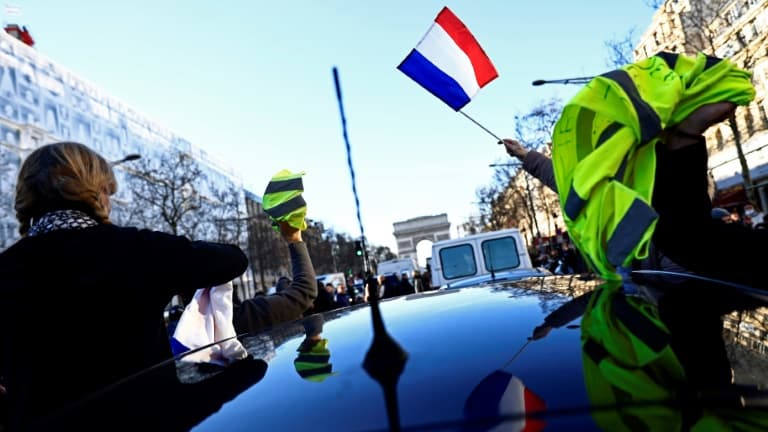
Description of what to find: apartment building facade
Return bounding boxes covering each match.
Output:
[0,26,265,294]
[636,0,768,210]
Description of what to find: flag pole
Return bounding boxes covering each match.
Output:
[458,110,502,142]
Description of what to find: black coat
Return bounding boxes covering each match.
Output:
[0,224,247,428]
[653,140,767,288]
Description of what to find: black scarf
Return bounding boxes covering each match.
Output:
[27,209,99,237]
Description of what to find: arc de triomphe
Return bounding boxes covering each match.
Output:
[393,213,451,261]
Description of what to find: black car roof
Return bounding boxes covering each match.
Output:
[39,273,768,431]
[194,276,603,430]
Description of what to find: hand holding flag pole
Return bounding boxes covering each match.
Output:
[398,7,501,142]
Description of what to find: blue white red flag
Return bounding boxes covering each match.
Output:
[398,7,498,111]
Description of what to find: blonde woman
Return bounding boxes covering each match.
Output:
[0,142,254,429]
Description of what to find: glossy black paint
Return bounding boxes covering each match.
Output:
[194,276,603,431]
[41,273,768,431]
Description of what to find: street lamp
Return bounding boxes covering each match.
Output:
[111,153,141,166]
[531,76,593,86]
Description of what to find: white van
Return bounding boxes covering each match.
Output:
[316,272,346,289]
[430,228,544,289]
[376,258,418,277]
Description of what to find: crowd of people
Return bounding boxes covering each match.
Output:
[301,268,434,316]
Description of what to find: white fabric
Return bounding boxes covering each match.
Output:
[172,282,248,365]
[415,22,479,98]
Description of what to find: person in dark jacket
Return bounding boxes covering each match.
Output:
[0,142,266,430]
[653,101,766,288]
[232,220,317,334]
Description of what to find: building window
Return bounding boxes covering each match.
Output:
[759,103,768,128]
[716,129,724,150]
[756,9,768,32]
[746,106,755,135]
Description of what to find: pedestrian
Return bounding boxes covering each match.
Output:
[0,142,263,430]
[412,269,424,293]
[334,283,350,308]
[305,281,335,315]
[422,264,433,290]
[399,272,415,295]
[711,207,732,224]
[743,203,765,227]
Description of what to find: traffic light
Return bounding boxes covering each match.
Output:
[354,240,363,256]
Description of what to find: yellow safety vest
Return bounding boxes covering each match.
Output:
[552,52,755,281]
[263,169,308,231]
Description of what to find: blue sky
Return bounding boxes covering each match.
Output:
[9,1,656,252]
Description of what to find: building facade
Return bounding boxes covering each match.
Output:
[0,27,261,292]
[636,0,768,211]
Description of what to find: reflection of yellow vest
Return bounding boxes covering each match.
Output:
[294,338,335,383]
[552,52,755,281]
[582,282,685,430]
[582,282,768,431]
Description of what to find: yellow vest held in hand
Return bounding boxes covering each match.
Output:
[263,169,308,231]
[552,52,755,281]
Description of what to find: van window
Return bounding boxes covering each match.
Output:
[482,236,520,271]
[440,244,477,280]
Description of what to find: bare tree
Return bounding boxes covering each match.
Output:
[514,98,562,150]
[304,220,335,274]
[370,245,396,264]
[207,184,247,246]
[246,207,290,292]
[643,0,664,10]
[0,147,20,249]
[128,149,205,238]
[514,98,563,238]
[604,28,638,68]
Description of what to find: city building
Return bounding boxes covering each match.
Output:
[636,0,768,210]
[0,24,262,294]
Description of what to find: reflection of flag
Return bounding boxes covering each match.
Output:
[398,7,498,111]
[464,370,546,431]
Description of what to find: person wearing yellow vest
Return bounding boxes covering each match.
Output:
[545,53,765,431]
[551,52,755,283]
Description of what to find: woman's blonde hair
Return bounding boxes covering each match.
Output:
[14,142,117,235]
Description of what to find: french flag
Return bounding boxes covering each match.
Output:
[398,7,498,111]
[464,370,547,431]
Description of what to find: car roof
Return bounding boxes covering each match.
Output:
[195,276,603,430]
[43,273,768,431]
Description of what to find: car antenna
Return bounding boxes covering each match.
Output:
[333,66,408,431]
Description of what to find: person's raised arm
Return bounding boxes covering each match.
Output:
[140,229,247,297]
[500,138,558,192]
[233,222,317,334]
[653,102,768,287]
